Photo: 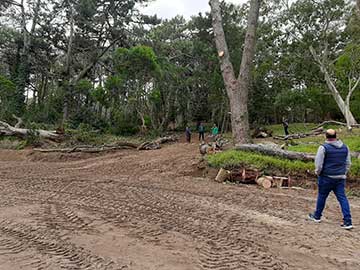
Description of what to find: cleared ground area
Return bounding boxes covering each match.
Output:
[0,143,359,270]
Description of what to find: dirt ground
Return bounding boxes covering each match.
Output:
[0,143,360,270]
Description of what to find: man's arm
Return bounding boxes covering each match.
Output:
[346,146,352,174]
[315,145,325,176]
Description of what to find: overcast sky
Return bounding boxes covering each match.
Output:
[141,0,247,19]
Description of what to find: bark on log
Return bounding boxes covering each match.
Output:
[137,135,178,151]
[256,176,272,189]
[230,168,259,184]
[235,144,316,162]
[0,120,60,140]
[235,143,360,161]
[34,142,138,153]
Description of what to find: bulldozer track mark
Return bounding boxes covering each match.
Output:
[0,220,126,270]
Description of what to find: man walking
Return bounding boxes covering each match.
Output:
[308,129,353,230]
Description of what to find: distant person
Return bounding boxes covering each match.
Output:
[185,126,192,143]
[211,123,219,141]
[198,122,205,142]
[282,118,289,136]
[308,129,352,230]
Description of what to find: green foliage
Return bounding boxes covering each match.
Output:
[113,45,161,78]
[25,123,42,147]
[75,79,93,95]
[207,149,360,178]
[109,109,139,135]
[0,75,17,120]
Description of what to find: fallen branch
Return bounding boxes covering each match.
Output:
[312,121,360,130]
[0,120,60,141]
[34,142,138,153]
[274,127,324,141]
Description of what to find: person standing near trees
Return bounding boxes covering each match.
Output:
[282,118,289,136]
[211,123,219,141]
[185,126,192,143]
[308,129,353,230]
[198,122,205,142]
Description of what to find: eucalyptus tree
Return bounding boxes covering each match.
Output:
[210,0,262,143]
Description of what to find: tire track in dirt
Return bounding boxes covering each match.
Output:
[0,220,127,270]
[1,144,360,270]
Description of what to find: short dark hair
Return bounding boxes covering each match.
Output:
[326,129,336,139]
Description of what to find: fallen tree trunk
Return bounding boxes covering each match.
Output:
[235,144,315,162]
[34,142,138,153]
[137,135,178,150]
[235,143,360,161]
[0,120,61,140]
[312,121,360,130]
[274,127,324,140]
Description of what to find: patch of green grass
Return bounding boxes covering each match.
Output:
[207,150,360,178]
[288,135,360,153]
[207,150,314,175]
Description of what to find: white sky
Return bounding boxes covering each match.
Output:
[142,0,247,19]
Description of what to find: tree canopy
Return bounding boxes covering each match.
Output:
[0,0,359,136]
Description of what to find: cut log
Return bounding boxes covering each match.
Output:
[215,168,231,182]
[0,120,61,141]
[235,144,315,162]
[252,127,273,138]
[256,176,272,189]
[138,135,178,151]
[230,168,259,183]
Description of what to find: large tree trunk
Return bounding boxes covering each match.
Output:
[309,46,358,129]
[210,0,261,144]
[62,4,75,125]
[0,120,60,140]
[235,144,316,162]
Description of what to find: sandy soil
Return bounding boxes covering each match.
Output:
[0,143,359,270]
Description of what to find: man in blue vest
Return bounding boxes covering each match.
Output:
[308,129,353,230]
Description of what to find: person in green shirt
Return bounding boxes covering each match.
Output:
[211,124,219,141]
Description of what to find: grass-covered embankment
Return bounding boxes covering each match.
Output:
[207,150,360,179]
[229,123,360,177]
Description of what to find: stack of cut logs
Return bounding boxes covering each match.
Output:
[215,168,290,189]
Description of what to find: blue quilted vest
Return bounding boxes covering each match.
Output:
[321,143,348,176]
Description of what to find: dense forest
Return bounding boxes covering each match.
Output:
[0,0,359,137]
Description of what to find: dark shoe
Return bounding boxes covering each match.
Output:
[341,223,353,230]
[308,213,321,223]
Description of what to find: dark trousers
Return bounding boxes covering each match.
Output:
[199,132,205,141]
[186,135,191,143]
[314,176,352,224]
[284,126,289,136]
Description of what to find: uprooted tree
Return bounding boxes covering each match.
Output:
[209,0,262,144]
